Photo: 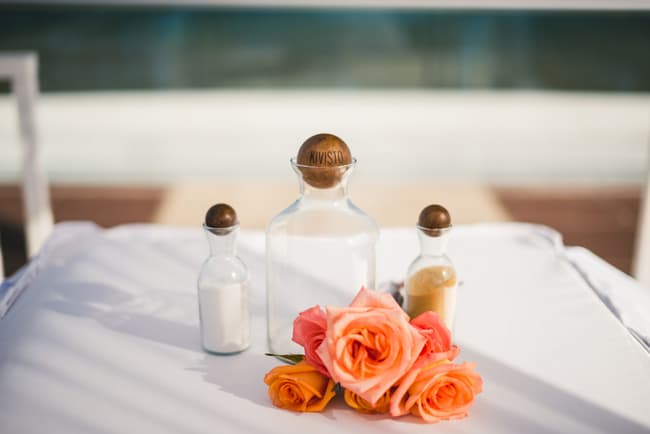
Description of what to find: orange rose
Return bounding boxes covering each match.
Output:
[344,388,392,414]
[264,361,337,412]
[316,287,426,406]
[390,361,482,422]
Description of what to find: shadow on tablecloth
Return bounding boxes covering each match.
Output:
[460,345,648,434]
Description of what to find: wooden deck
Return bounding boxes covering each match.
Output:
[496,186,641,273]
[0,183,642,277]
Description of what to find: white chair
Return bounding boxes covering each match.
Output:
[634,146,650,287]
[0,52,53,280]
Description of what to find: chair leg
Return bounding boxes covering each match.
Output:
[0,231,4,281]
[12,54,53,258]
[633,140,650,286]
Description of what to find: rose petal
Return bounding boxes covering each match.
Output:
[349,286,405,313]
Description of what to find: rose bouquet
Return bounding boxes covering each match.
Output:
[263,287,482,423]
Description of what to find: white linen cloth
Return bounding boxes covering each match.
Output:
[0,222,99,318]
[1,222,649,434]
[565,246,650,352]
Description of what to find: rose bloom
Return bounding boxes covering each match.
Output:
[411,311,459,367]
[344,388,392,414]
[316,287,426,406]
[390,361,483,422]
[264,361,337,412]
[292,306,329,377]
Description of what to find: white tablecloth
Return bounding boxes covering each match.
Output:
[1,222,649,434]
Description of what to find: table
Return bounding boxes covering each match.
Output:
[1,222,649,433]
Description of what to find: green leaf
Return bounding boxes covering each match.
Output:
[264,353,305,365]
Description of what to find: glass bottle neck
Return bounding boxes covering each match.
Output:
[299,178,349,201]
[418,230,449,257]
[204,226,238,256]
[292,159,354,202]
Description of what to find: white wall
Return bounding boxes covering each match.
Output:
[1,89,649,185]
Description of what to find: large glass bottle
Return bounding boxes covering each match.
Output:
[266,137,378,354]
[404,205,457,331]
[198,204,250,354]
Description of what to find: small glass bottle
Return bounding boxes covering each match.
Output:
[198,203,250,354]
[266,134,379,354]
[404,204,457,331]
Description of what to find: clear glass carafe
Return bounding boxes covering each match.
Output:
[266,159,379,353]
[404,227,457,331]
[198,224,250,354]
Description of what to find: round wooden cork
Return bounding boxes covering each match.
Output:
[296,133,352,189]
[205,203,238,228]
[417,204,451,236]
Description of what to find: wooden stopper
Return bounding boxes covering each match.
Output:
[205,203,238,228]
[296,133,353,189]
[418,204,451,237]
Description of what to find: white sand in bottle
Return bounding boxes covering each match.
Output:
[199,281,250,353]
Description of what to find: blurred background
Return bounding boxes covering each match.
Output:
[1,2,649,276]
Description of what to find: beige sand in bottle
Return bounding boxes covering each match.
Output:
[406,265,457,328]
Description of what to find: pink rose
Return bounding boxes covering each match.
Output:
[316,287,426,406]
[390,361,483,422]
[292,306,329,377]
[411,311,459,367]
